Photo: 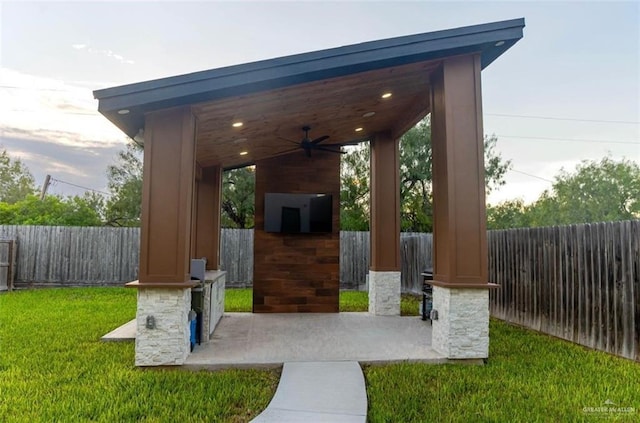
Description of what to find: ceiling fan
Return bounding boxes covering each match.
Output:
[279,126,347,157]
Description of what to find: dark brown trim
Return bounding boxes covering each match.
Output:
[429,280,499,289]
[125,280,199,289]
[369,266,402,272]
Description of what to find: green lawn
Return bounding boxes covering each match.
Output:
[226,288,421,315]
[1,288,638,422]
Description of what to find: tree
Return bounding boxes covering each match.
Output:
[103,141,258,228]
[0,148,36,203]
[488,157,640,229]
[339,119,511,231]
[221,167,255,228]
[0,194,103,226]
[486,199,533,230]
[399,120,433,232]
[340,144,370,231]
[105,142,143,227]
[529,157,640,226]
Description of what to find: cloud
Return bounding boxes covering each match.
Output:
[2,126,124,150]
[0,67,127,147]
[72,42,135,65]
[0,68,130,196]
[1,135,123,195]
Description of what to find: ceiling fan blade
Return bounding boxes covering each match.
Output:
[311,135,330,145]
[278,147,301,155]
[323,136,371,147]
[315,145,346,154]
[277,135,300,145]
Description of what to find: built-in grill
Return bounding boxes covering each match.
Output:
[190,258,207,346]
[421,267,433,322]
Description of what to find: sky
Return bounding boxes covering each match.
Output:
[1,0,638,203]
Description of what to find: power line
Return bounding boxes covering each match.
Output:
[50,177,111,196]
[510,169,554,183]
[497,134,640,145]
[487,113,639,125]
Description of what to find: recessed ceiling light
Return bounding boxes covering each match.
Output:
[117,109,130,115]
[381,92,392,99]
[495,41,505,47]
[355,127,363,132]
[362,111,376,118]
[239,151,248,156]
[232,121,243,128]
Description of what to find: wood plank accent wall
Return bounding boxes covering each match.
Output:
[253,151,340,313]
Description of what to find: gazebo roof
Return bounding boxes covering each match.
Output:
[94,18,524,169]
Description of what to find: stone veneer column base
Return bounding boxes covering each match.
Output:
[432,286,489,359]
[135,288,191,366]
[368,270,401,316]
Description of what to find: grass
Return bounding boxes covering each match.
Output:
[0,288,277,423]
[225,288,422,315]
[365,321,640,422]
[1,287,638,422]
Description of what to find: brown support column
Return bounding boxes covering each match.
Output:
[429,54,496,360]
[136,106,197,286]
[368,131,401,315]
[194,165,223,270]
[370,132,401,271]
[430,54,490,287]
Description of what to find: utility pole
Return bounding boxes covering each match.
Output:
[40,174,51,200]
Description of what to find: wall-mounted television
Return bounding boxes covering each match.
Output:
[264,193,332,233]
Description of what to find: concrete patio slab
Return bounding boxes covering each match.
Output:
[251,361,367,423]
[100,319,136,342]
[185,312,443,369]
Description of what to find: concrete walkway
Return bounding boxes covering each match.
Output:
[251,361,367,423]
[100,319,136,341]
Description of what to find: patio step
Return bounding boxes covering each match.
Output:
[250,361,367,423]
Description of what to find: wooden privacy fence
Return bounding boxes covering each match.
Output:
[340,231,433,291]
[489,220,640,361]
[0,239,17,291]
[0,226,140,287]
[219,228,254,287]
[0,225,433,289]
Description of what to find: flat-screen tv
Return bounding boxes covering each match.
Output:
[264,193,332,233]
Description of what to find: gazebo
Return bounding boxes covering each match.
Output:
[95,18,524,366]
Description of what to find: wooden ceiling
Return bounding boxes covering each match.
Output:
[192,59,440,169]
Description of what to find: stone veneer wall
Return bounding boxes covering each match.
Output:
[135,288,191,366]
[368,270,401,315]
[431,286,489,359]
